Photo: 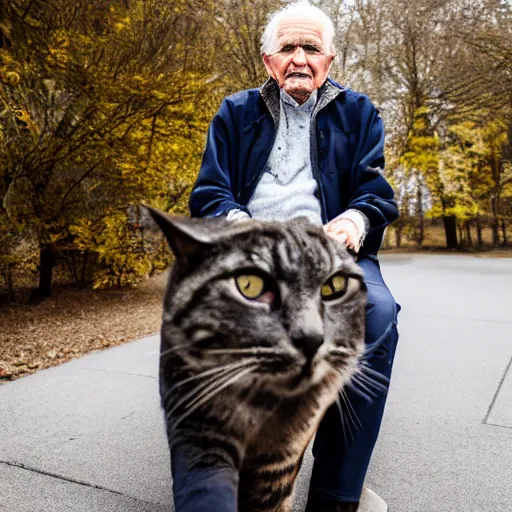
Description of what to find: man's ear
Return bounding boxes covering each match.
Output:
[325,52,335,76]
[262,53,276,80]
[142,205,213,263]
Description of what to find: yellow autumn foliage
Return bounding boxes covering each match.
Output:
[0,0,225,294]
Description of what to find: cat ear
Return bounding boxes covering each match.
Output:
[142,205,213,261]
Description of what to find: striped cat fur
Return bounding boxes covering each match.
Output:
[147,207,367,512]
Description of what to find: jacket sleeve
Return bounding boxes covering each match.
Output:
[188,99,250,219]
[346,99,399,231]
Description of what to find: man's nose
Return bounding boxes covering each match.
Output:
[291,46,307,65]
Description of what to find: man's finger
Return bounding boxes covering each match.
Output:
[326,230,348,244]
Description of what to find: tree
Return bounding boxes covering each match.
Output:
[326,0,512,248]
[0,0,216,297]
[400,107,440,247]
[437,0,512,115]
[211,0,283,92]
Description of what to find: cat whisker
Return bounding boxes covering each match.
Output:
[336,392,357,443]
[160,344,193,358]
[170,361,256,391]
[164,373,220,415]
[170,365,257,434]
[344,364,388,403]
[333,394,352,444]
[358,363,389,386]
[182,364,258,413]
[344,414,357,444]
[166,361,258,420]
[339,388,362,432]
[349,374,380,400]
[186,364,257,409]
[346,385,374,404]
[161,361,255,410]
[201,347,285,356]
[355,369,388,394]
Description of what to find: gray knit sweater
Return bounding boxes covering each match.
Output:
[226,89,368,242]
[246,89,322,224]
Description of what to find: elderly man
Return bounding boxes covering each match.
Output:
[184,2,400,512]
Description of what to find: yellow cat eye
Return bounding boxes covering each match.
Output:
[321,274,348,300]
[236,275,265,299]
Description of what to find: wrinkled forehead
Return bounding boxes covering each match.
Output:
[275,17,325,47]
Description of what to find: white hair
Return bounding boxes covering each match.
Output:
[260,2,336,55]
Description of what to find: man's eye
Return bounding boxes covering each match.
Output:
[302,44,321,54]
[278,44,322,54]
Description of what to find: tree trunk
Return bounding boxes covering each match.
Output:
[395,226,402,248]
[416,182,424,247]
[501,220,508,246]
[491,195,500,246]
[443,215,458,249]
[380,228,390,249]
[476,215,483,247]
[6,265,15,302]
[465,222,473,247]
[36,244,56,298]
[66,251,80,286]
[458,224,465,246]
[80,251,89,287]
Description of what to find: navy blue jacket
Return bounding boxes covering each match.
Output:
[189,78,398,255]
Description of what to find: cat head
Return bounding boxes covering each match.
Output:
[146,207,366,397]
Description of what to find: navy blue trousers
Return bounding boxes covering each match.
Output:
[171,255,400,510]
[307,255,400,504]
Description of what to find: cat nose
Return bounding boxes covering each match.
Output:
[292,332,324,362]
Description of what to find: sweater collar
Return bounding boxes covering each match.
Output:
[260,77,345,124]
[280,88,317,112]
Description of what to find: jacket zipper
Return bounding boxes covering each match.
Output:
[310,112,328,223]
[244,126,276,207]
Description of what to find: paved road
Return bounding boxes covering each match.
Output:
[1,254,511,512]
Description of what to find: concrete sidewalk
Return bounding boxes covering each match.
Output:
[1,254,511,512]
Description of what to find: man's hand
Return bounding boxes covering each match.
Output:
[324,217,361,252]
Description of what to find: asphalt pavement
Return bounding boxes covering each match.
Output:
[1,254,511,512]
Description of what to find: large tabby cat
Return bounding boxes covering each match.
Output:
[147,207,367,512]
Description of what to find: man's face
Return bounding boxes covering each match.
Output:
[263,17,334,104]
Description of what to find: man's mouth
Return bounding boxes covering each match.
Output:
[286,72,311,79]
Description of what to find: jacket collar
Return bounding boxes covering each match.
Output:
[260,77,345,124]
